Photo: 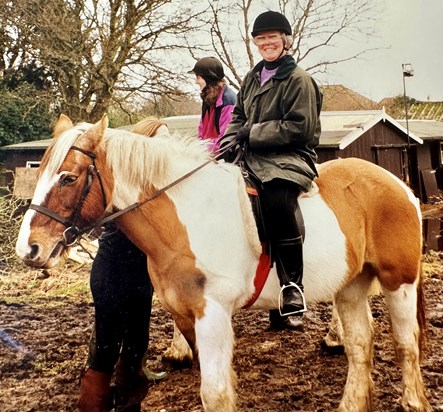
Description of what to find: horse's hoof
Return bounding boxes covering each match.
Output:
[161,355,193,371]
[320,339,345,356]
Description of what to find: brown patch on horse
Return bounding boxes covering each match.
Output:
[317,158,422,290]
[115,192,207,321]
[131,117,167,137]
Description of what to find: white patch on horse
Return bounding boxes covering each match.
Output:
[168,162,259,308]
[255,191,348,308]
[382,281,420,341]
[15,169,61,258]
[196,297,236,411]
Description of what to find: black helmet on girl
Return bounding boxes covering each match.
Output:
[188,57,225,84]
[251,10,292,37]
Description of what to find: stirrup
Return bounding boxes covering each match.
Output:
[278,282,307,317]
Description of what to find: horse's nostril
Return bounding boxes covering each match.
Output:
[29,244,39,260]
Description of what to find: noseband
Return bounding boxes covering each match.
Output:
[29,146,107,246]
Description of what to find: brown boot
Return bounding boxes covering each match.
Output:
[113,360,150,411]
[78,368,113,412]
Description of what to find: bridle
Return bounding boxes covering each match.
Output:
[29,146,107,246]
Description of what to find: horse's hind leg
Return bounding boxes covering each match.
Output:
[196,298,237,412]
[382,282,431,411]
[335,267,375,412]
[322,278,381,356]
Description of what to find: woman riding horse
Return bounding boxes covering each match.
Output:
[220,11,322,330]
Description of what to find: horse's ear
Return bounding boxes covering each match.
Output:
[53,114,74,138]
[90,114,108,138]
[98,114,108,136]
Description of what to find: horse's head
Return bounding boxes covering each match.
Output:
[16,114,111,269]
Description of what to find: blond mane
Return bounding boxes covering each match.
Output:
[103,127,210,191]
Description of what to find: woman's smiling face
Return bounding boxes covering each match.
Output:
[253,30,285,62]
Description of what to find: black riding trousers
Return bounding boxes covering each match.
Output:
[88,225,153,373]
[260,178,303,241]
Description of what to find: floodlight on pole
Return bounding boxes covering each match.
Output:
[402,63,414,148]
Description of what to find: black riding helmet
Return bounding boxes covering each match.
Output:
[188,57,224,84]
[251,10,292,37]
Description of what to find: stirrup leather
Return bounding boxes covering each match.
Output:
[278,282,307,316]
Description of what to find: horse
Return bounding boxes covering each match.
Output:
[16,115,431,412]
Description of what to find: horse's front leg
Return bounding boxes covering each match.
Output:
[321,302,345,355]
[196,298,237,412]
[162,319,194,370]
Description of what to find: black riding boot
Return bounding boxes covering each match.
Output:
[269,309,304,331]
[275,236,306,316]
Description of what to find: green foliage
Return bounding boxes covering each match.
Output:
[0,82,53,147]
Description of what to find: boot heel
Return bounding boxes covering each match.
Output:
[278,283,307,316]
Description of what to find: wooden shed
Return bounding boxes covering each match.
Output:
[316,110,431,200]
[397,120,443,202]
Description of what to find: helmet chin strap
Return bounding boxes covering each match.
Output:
[277,38,288,60]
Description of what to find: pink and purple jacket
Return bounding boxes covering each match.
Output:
[198,85,236,154]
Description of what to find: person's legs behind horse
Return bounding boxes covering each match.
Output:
[79,228,127,412]
[113,242,166,411]
[79,227,165,412]
[261,179,306,328]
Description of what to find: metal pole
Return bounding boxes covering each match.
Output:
[402,63,414,185]
[402,73,410,148]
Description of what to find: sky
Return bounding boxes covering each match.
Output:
[322,0,443,102]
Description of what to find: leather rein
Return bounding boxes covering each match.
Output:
[28,143,227,247]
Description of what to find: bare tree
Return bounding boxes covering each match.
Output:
[0,0,382,125]
[0,0,205,123]
[195,0,381,89]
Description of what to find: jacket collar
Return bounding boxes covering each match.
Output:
[252,55,297,81]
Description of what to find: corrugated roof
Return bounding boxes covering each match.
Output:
[164,115,200,136]
[397,120,443,140]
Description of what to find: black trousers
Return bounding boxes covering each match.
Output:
[260,178,302,243]
[88,225,153,373]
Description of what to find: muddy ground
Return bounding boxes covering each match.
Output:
[0,252,442,412]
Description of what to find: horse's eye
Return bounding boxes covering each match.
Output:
[59,174,77,187]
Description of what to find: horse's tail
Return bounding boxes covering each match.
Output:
[417,266,427,361]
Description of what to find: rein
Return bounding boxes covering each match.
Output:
[29,142,232,246]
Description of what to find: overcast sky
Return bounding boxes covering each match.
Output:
[323,0,443,102]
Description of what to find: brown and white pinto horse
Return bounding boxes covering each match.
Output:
[16,115,430,412]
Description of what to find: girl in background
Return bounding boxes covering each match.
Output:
[189,57,236,155]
